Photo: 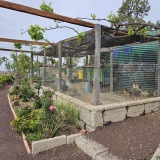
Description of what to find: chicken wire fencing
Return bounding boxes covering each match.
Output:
[40,40,159,98]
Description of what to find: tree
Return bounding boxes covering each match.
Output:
[117,0,150,24]
[0,56,8,65]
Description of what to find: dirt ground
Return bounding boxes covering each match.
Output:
[0,85,33,160]
[34,143,92,160]
[86,111,160,160]
[0,85,91,160]
[71,82,150,104]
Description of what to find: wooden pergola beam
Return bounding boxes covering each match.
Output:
[0,1,95,28]
[0,48,34,53]
[0,37,52,46]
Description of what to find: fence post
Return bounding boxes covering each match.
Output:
[110,47,113,92]
[92,24,101,105]
[42,49,46,86]
[58,42,62,92]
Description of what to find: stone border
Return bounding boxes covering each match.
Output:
[32,133,82,156]
[7,94,82,156]
[55,92,160,131]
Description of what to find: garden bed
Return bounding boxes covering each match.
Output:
[8,83,83,155]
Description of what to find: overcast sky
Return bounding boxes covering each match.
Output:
[0,0,159,70]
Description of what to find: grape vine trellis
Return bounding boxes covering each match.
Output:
[25,0,160,47]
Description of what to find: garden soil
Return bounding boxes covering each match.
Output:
[0,85,91,160]
[86,111,160,160]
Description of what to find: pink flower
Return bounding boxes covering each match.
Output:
[49,105,55,111]
[50,98,54,101]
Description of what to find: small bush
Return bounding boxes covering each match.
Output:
[8,85,19,95]
[13,100,20,106]
[0,83,4,89]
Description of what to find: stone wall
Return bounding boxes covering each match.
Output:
[55,92,160,131]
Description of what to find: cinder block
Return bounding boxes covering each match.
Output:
[103,108,127,123]
[86,125,95,132]
[67,133,82,144]
[127,104,144,117]
[79,108,91,125]
[78,120,85,129]
[154,102,160,111]
[32,135,66,155]
[90,111,103,128]
[145,103,154,114]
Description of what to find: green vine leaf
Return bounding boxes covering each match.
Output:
[14,43,22,49]
[91,14,96,20]
[28,25,45,41]
[77,32,85,46]
[40,1,53,13]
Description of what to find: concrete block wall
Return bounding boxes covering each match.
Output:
[55,92,160,131]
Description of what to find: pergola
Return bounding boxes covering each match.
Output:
[1,1,160,105]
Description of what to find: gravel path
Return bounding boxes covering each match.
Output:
[0,85,91,160]
[86,111,160,160]
[0,85,33,160]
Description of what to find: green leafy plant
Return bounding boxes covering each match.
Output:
[77,32,85,45]
[13,100,20,106]
[10,106,44,134]
[8,85,19,95]
[28,25,45,41]
[14,43,22,49]
[40,1,53,13]
[19,85,35,102]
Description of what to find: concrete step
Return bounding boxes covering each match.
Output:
[75,135,121,160]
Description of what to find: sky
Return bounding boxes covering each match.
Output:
[0,0,159,70]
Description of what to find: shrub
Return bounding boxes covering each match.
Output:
[33,95,42,109]
[13,100,20,106]
[8,85,19,95]
[19,85,35,101]
[0,83,4,89]
[10,106,44,134]
[42,101,79,138]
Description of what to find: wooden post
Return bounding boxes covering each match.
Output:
[92,24,101,105]
[31,52,34,80]
[58,42,62,92]
[42,50,46,86]
[86,55,88,66]
[69,56,72,80]
[158,40,160,96]
[15,52,18,84]
[110,48,113,92]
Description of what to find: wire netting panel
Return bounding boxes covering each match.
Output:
[113,41,159,94]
